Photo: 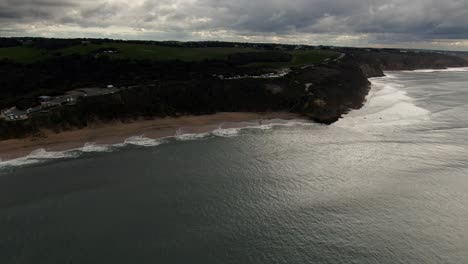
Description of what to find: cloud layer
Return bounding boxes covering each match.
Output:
[1,0,468,50]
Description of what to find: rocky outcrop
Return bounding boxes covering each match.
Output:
[357,63,385,78]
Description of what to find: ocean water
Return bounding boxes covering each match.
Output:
[1,68,468,263]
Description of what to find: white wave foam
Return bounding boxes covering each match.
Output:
[211,119,315,137]
[262,119,315,128]
[212,127,242,137]
[173,128,211,141]
[123,136,162,147]
[0,157,39,168]
[335,76,431,131]
[176,132,211,141]
[80,142,112,153]
[0,119,315,170]
[25,149,79,161]
[0,149,79,169]
[404,67,468,73]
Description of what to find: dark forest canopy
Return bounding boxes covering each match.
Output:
[0,37,341,109]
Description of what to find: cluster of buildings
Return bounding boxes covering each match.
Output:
[0,85,119,122]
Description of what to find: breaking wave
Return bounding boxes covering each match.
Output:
[334,74,431,132]
[0,149,80,168]
[123,136,164,147]
[4,67,449,170]
[80,142,112,153]
[1,71,432,171]
[403,67,468,73]
[0,119,314,170]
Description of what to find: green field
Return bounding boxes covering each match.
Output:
[0,44,260,63]
[59,43,261,61]
[291,50,338,66]
[244,50,339,69]
[0,46,50,63]
[0,43,337,66]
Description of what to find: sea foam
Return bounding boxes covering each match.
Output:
[404,67,468,73]
[3,84,417,170]
[0,119,313,170]
[335,75,431,132]
[123,136,163,147]
[0,149,79,169]
[80,143,112,153]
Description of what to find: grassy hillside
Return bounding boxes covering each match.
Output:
[244,50,339,69]
[59,43,260,61]
[0,42,337,66]
[291,50,338,66]
[0,46,50,63]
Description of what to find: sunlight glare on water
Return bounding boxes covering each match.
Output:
[1,69,468,263]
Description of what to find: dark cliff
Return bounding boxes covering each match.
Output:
[0,62,370,139]
[347,50,468,78]
[1,49,466,140]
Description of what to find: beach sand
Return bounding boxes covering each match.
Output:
[0,112,306,161]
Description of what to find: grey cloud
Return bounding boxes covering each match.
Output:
[0,0,467,49]
[0,0,78,21]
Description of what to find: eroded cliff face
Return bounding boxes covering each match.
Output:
[288,63,371,123]
[347,51,468,77]
[291,51,468,122]
[0,51,466,140]
[358,63,385,78]
[0,63,371,139]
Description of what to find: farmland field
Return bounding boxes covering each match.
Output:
[0,46,50,63]
[0,42,337,66]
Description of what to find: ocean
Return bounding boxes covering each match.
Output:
[1,68,468,263]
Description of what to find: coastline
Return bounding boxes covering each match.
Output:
[0,112,305,161]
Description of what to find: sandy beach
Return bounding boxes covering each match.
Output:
[0,112,306,161]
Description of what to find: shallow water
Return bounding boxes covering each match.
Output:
[1,68,468,263]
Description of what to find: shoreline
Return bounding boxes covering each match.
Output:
[0,112,306,161]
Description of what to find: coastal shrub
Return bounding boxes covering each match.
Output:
[314,99,327,108]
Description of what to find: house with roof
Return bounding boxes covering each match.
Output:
[1,107,28,121]
[38,96,53,102]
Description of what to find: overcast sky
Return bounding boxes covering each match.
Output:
[1,0,467,50]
